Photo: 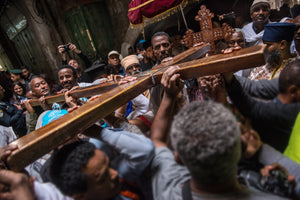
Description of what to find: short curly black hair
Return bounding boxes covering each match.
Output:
[20,65,29,70]
[151,32,171,47]
[49,141,95,196]
[58,65,77,77]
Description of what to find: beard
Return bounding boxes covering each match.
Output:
[266,48,281,67]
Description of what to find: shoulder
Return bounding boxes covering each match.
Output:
[151,147,190,200]
[34,181,72,200]
[242,22,253,33]
[152,147,190,180]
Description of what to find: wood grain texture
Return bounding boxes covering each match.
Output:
[6,45,266,171]
[29,44,211,107]
[29,82,118,107]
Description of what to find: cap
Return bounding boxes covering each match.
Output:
[136,42,145,51]
[250,0,270,14]
[262,23,296,42]
[121,55,140,71]
[108,50,121,58]
[10,69,22,74]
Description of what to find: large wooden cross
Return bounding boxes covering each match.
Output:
[6,44,267,171]
[29,44,212,106]
[182,5,235,53]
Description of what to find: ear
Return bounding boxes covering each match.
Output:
[287,85,298,95]
[286,85,299,103]
[279,40,288,50]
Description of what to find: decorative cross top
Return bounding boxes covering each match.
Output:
[182,5,235,53]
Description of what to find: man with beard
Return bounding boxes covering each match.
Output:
[21,66,34,86]
[139,41,156,71]
[150,32,185,114]
[242,0,270,47]
[121,55,142,76]
[249,23,296,80]
[114,55,149,124]
[152,32,172,65]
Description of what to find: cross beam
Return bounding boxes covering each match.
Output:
[6,44,266,171]
[29,44,211,106]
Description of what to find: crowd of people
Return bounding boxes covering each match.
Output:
[0,0,299,199]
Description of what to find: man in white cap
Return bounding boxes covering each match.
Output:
[107,50,125,76]
[114,55,149,122]
[121,54,142,76]
[242,0,271,47]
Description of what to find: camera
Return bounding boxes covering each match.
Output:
[239,169,294,197]
[62,44,70,53]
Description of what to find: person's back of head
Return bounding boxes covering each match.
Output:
[171,101,241,186]
[279,60,300,101]
[49,140,95,197]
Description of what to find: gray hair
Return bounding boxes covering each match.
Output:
[234,28,246,41]
[170,101,241,185]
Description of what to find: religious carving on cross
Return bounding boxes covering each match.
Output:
[182,5,235,54]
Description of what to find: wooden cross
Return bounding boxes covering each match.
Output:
[6,44,267,171]
[29,44,212,106]
[182,5,235,53]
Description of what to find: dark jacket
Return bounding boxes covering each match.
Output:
[226,76,300,152]
[0,101,27,137]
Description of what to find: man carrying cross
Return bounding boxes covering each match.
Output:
[249,23,296,80]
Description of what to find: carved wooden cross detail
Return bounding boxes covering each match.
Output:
[182,5,235,53]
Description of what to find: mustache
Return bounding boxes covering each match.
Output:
[132,70,141,75]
